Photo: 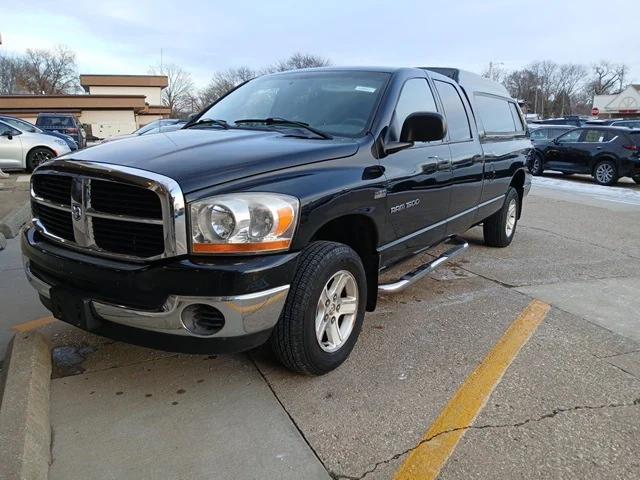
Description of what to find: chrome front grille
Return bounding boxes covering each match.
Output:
[30,160,187,261]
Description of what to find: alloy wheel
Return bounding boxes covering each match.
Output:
[595,163,614,184]
[315,270,359,353]
[505,199,517,237]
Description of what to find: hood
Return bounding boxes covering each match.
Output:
[61,128,360,193]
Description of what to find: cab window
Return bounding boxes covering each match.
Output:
[392,78,438,143]
[434,80,472,142]
[474,94,517,134]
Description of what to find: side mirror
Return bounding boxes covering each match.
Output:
[553,138,559,145]
[1,130,14,140]
[400,112,447,143]
[383,112,447,155]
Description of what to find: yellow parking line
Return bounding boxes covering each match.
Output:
[11,316,57,333]
[395,299,551,480]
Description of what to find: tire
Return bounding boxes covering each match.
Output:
[483,187,520,248]
[632,175,640,185]
[528,153,544,176]
[593,159,618,186]
[27,147,55,172]
[270,241,367,375]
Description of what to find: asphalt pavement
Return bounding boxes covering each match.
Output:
[2,172,639,479]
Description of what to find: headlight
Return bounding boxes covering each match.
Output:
[53,138,66,146]
[189,193,299,254]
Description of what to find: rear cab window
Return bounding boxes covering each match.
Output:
[433,80,472,142]
[474,94,524,135]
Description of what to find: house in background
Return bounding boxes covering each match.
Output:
[592,85,640,119]
[0,74,170,139]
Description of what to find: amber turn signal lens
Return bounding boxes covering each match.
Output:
[192,239,292,254]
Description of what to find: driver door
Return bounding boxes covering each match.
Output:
[544,128,582,171]
[382,78,452,257]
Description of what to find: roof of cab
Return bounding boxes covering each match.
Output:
[421,67,511,98]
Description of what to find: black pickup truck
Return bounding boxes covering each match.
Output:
[22,67,532,374]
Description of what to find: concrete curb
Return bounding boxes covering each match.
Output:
[0,232,6,251]
[0,200,31,239]
[0,332,52,480]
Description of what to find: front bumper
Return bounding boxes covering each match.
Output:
[22,226,298,353]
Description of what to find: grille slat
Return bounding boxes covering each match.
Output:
[93,217,164,257]
[32,173,167,259]
[91,180,162,219]
[32,175,72,205]
[33,203,74,241]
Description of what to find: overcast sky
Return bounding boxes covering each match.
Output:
[2,0,639,88]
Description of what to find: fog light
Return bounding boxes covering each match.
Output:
[181,304,225,336]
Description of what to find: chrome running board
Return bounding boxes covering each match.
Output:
[378,237,469,294]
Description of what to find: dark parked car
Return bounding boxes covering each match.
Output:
[22,67,531,374]
[35,113,86,149]
[610,119,640,129]
[530,126,640,185]
[530,116,586,127]
[0,115,78,151]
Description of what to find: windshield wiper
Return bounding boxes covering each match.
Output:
[234,117,332,139]
[184,118,229,130]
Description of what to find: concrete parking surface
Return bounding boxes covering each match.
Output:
[2,173,639,479]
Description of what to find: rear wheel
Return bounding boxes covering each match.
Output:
[632,175,640,185]
[270,241,367,375]
[483,187,519,248]
[593,160,618,186]
[529,153,544,176]
[26,147,55,172]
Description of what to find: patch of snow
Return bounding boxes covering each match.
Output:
[532,176,640,206]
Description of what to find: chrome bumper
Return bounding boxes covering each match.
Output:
[24,258,289,338]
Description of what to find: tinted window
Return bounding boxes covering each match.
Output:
[393,78,438,141]
[509,103,524,131]
[0,117,39,133]
[557,129,581,143]
[550,128,571,138]
[529,129,548,140]
[434,80,471,141]
[474,94,517,133]
[37,116,75,127]
[582,130,613,143]
[0,121,20,135]
[201,71,390,138]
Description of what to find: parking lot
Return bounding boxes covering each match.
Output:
[2,173,638,479]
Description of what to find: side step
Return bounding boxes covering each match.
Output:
[378,237,469,294]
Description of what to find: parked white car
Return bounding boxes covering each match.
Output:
[0,119,71,171]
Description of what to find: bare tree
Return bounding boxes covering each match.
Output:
[197,53,331,110]
[0,53,21,94]
[17,46,79,94]
[148,63,195,117]
[587,61,628,95]
[264,52,331,74]
[198,66,255,108]
[481,62,506,83]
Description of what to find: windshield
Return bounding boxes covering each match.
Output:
[198,71,390,138]
[134,120,162,135]
[1,117,41,133]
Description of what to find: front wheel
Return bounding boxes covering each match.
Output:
[593,160,618,186]
[26,147,55,172]
[483,187,520,248]
[270,241,367,375]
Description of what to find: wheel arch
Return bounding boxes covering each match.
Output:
[26,145,56,170]
[310,214,380,312]
[509,168,526,218]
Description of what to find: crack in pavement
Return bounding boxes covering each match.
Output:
[331,398,640,480]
